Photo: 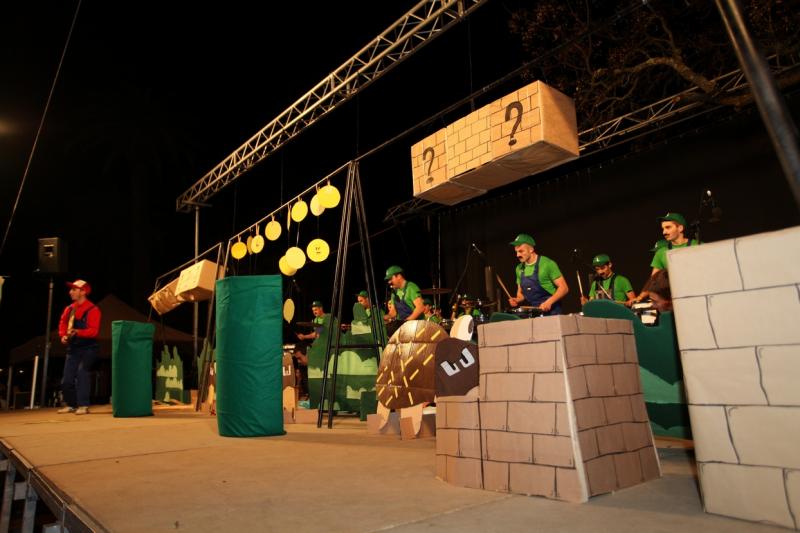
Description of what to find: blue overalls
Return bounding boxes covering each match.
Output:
[393,289,414,321]
[593,274,616,301]
[520,259,562,316]
[62,305,99,408]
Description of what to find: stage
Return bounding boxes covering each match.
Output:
[0,407,782,532]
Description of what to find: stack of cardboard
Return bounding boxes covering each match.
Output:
[436,315,661,502]
[176,259,221,302]
[410,81,579,206]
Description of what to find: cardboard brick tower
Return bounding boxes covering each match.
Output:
[435,315,661,502]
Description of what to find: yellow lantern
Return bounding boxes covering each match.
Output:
[278,256,297,276]
[306,238,330,262]
[310,193,325,216]
[251,224,265,253]
[283,298,295,323]
[291,200,308,222]
[265,218,281,241]
[231,237,247,260]
[318,183,341,208]
[285,246,306,269]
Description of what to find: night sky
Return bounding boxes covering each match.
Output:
[0,1,527,364]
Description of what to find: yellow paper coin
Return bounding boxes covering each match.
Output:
[265,219,281,241]
[278,256,297,276]
[285,246,306,269]
[251,234,264,253]
[283,298,295,323]
[246,235,254,254]
[318,184,341,208]
[231,240,247,260]
[306,238,330,262]
[291,200,308,222]
[310,194,325,216]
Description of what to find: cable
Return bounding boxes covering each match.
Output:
[0,0,83,259]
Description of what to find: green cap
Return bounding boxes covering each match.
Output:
[658,212,687,226]
[592,254,611,267]
[422,297,432,306]
[357,290,369,298]
[384,265,403,280]
[311,300,323,308]
[649,239,668,252]
[509,233,536,247]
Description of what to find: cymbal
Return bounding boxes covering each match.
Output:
[477,300,497,308]
[295,321,318,328]
[420,287,451,295]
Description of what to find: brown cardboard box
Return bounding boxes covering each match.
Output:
[574,397,607,430]
[612,364,642,395]
[507,401,555,435]
[533,435,575,467]
[176,259,221,302]
[566,366,589,400]
[584,365,615,397]
[563,335,597,367]
[585,455,618,496]
[595,424,626,455]
[446,456,483,489]
[595,334,625,364]
[556,467,586,503]
[508,342,557,372]
[614,451,644,489]
[604,395,634,425]
[509,463,556,498]
[479,401,509,431]
[485,430,533,463]
[436,428,459,456]
[479,318,534,347]
[533,372,567,402]
[483,460,510,492]
[485,373,534,402]
[147,278,185,315]
[294,408,320,425]
[555,402,570,436]
[578,429,599,461]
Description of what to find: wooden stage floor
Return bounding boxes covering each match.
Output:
[0,406,783,532]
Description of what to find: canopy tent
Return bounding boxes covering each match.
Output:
[9,294,196,364]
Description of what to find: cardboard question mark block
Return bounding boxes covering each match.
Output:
[444,104,497,179]
[410,128,484,205]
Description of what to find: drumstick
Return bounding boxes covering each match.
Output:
[495,273,513,300]
[576,270,585,297]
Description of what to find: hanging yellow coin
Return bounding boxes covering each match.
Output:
[278,256,297,276]
[251,224,265,253]
[231,239,247,260]
[246,235,254,254]
[283,298,295,323]
[310,194,325,216]
[265,219,281,241]
[318,184,341,208]
[285,246,306,269]
[306,238,330,262]
[291,200,308,222]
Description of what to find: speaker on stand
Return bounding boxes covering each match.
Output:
[35,237,68,408]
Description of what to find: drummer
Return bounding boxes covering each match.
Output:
[423,298,441,324]
[384,265,425,322]
[507,233,569,315]
[580,253,635,306]
[296,300,326,341]
[353,290,372,322]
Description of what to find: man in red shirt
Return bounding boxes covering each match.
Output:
[57,279,102,415]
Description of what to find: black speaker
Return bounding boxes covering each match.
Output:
[37,237,68,274]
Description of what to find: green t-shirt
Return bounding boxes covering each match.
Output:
[650,239,700,270]
[588,274,634,302]
[426,314,441,324]
[352,303,371,323]
[391,281,422,313]
[515,256,562,296]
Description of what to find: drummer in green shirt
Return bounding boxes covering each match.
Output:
[650,212,700,274]
[422,298,441,324]
[507,233,569,315]
[296,300,327,341]
[385,265,424,322]
[580,253,635,306]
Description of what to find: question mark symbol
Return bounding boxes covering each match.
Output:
[505,101,523,146]
[423,147,435,183]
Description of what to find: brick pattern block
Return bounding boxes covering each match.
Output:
[436,315,660,502]
[410,81,579,206]
[670,226,800,530]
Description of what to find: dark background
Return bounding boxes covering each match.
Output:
[1,1,798,392]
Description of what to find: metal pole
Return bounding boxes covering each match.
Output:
[193,205,200,365]
[5,366,12,411]
[28,356,39,410]
[715,0,800,207]
[0,461,16,531]
[20,484,38,533]
[39,276,54,407]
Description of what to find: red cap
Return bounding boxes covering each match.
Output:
[66,279,91,294]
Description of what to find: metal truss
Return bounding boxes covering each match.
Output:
[384,53,800,222]
[176,0,488,212]
[578,53,800,152]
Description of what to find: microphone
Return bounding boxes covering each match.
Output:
[471,243,485,256]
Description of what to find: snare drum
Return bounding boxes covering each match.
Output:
[507,306,543,319]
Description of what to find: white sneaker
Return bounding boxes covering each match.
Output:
[58,407,76,414]
[75,407,89,415]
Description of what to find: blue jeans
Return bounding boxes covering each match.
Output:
[61,345,98,407]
